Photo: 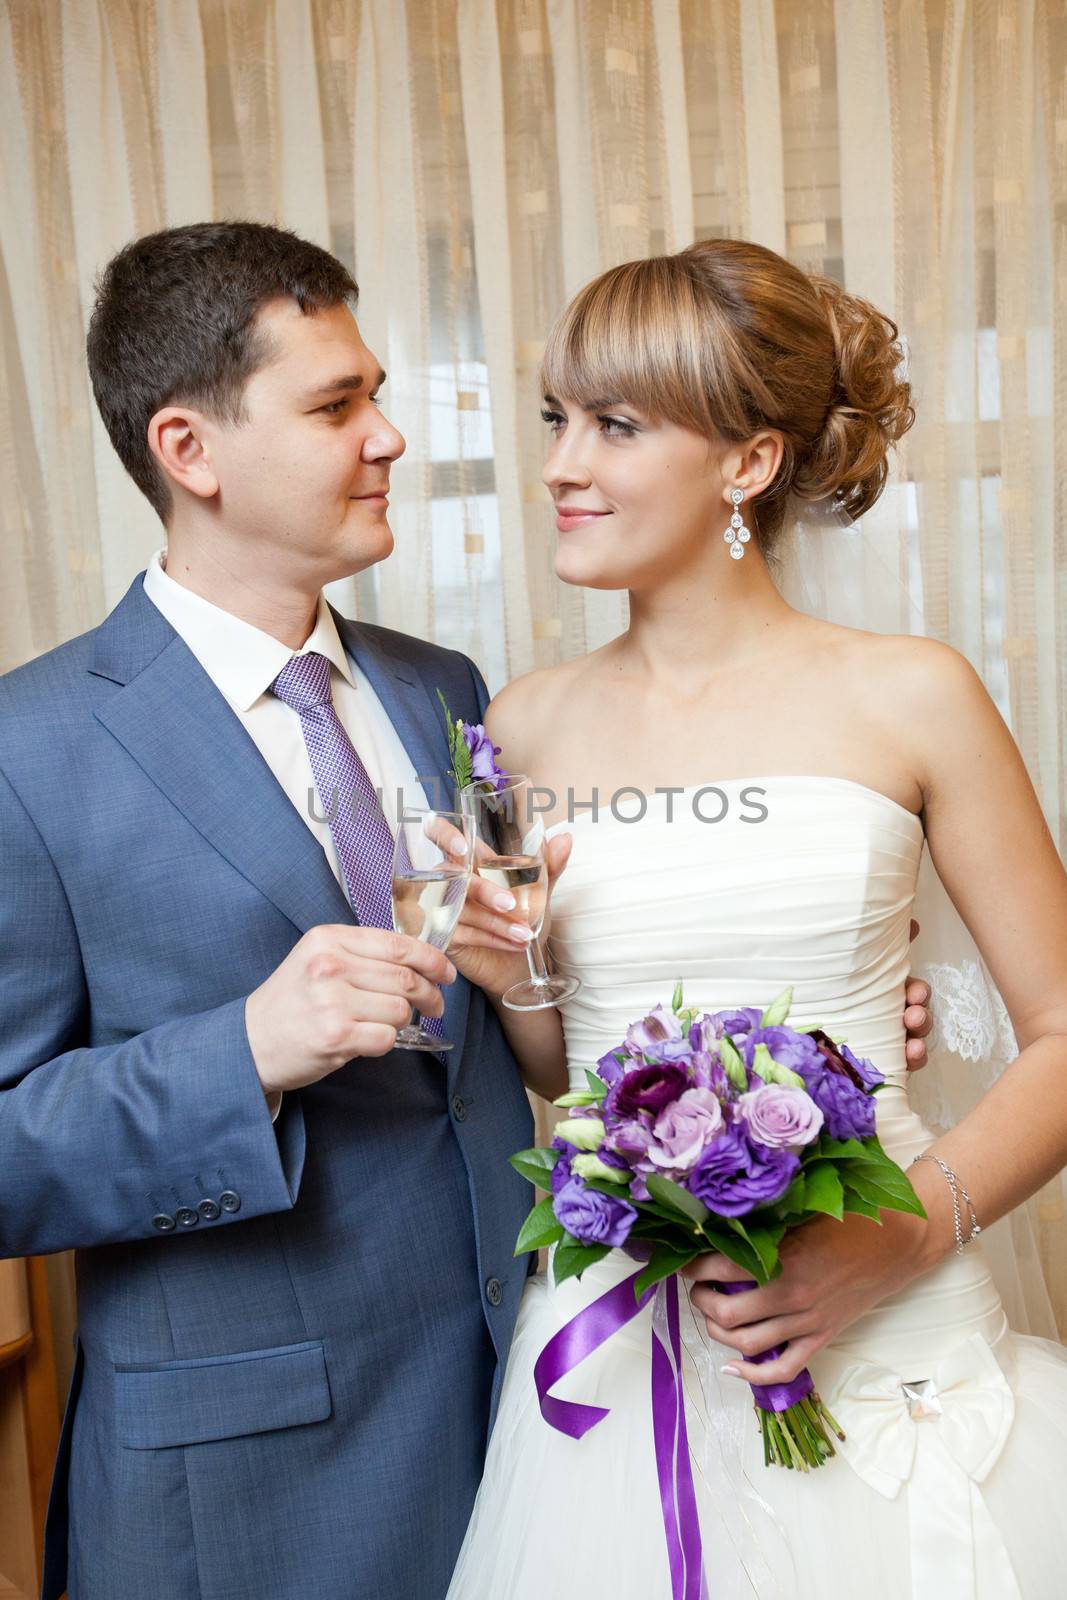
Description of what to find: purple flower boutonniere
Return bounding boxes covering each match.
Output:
[436,690,509,800]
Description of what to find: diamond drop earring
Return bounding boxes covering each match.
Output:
[724,487,751,560]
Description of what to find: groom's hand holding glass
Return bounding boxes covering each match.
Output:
[245,926,457,1094]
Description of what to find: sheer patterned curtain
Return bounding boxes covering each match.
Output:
[2,0,1066,1342]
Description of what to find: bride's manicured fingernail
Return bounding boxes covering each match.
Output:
[508,924,533,942]
[493,892,516,911]
[721,1364,741,1378]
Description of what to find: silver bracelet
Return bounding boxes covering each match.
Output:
[911,1152,981,1255]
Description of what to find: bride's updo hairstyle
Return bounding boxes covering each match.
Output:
[541,238,915,554]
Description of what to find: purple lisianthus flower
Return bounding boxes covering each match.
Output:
[648,1087,724,1175]
[553,1177,637,1247]
[708,1007,764,1038]
[739,1084,823,1150]
[596,1049,628,1087]
[808,1029,885,1092]
[606,1117,654,1162]
[801,1068,876,1142]
[461,723,508,791]
[549,1136,575,1196]
[626,1004,683,1058]
[742,1025,825,1076]
[688,1124,799,1217]
[610,1064,689,1120]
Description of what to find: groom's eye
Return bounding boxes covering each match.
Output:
[319,398,349,416]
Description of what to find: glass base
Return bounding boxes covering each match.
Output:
[501,973,582,1012]
[395,1025,453,1052]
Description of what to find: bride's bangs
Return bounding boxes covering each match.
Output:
[541,259,714,433]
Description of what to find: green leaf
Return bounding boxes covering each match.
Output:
[802,1163,845,1220]
[634,1243,698,1300]
[584,1070,609,1103]
[842,1163,927,1219]
[775,1172,807,1217]
[842,1190,882,1221]
[809,1135,870,1162]
[514,1197,565,1254]
[508,1147,561,1187]
[728,1217,784,1280]
[552,1238,610,1286]
[646,1174,710,1229]
[582,1178,636,1203]
[553,1091,597,1108]
[759,986,794,1027]
[718,1032,749,1091]
[700,1225,767,1284]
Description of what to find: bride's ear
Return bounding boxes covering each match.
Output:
[720,429,784,505]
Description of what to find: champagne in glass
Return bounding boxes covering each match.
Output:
[461,775,580,1012]
[390,807,474,1051]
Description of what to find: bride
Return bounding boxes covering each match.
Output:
[446,238,1067,1597]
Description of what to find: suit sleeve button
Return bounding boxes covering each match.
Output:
[175,1207,199,1228]
[451,1094,468,1123]
[485,1277,503,1307]
[197,1198,221,1221]
[152,1213,176,1233]
[218,1190,241,1213]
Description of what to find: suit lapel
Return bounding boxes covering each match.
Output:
[90,578,353,935]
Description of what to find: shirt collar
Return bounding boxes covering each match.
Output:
[142,549,356,712]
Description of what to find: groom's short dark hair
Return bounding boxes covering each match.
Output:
[86,220,359,521]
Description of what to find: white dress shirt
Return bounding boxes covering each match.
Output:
[142,549,430,896]
[142,551,433,1117]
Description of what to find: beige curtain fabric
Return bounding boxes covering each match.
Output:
[2,0,1066,1338]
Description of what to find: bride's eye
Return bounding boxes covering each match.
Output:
[541,407,565,432]
[599,414,638,438]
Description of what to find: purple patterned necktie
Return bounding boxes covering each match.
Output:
[270,653,446,1041]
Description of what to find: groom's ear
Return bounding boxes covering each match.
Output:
[147,406,220,503]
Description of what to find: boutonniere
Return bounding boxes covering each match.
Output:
[437,690,509,798]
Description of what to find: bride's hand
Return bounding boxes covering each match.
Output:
[682,1192,940,1385]
[449,831,573,1000]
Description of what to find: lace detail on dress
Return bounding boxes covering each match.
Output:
[920,959,1018,1072]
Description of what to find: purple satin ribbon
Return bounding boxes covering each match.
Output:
[534,1268,708,1600]
[718,1279,814,1413]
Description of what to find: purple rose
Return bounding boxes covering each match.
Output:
[610,1064,689,1119]
[739,1084,823,1150]
[461,723,508,791]
[553,1177,637,1247]
[626,1004,683,1057]
[801,1068,876,1141]
[648,1087,725,1175]
[688,1124,799,1217]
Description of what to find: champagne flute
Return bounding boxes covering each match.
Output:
[390,806,475,1051]
[461,774,580,1011]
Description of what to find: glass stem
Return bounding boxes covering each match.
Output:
[525,935,551,988]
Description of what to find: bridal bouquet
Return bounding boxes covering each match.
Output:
[511,984,925,1473]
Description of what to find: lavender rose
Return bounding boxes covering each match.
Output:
[648,1087,724,1175]
[739,1084,823,1150]
[553,1177,637,1247]
[610,1064,689,1119]
[688,1124,799,1217]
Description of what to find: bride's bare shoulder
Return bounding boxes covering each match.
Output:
[485,651,605,770]
[806,618,976,696]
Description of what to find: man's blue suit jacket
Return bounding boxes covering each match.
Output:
[0,575,534,1600]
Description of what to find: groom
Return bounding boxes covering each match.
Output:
[0,221,933,1600]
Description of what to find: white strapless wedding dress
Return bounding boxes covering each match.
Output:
[447,777,1067,1600]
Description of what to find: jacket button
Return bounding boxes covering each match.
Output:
[152,1213,176,1233]
[197,1198,221,1221]
[451,1094,468,1123]
[485,1277,503,1307]
[218,1190,241,1213]
[175,1207,199,1228]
